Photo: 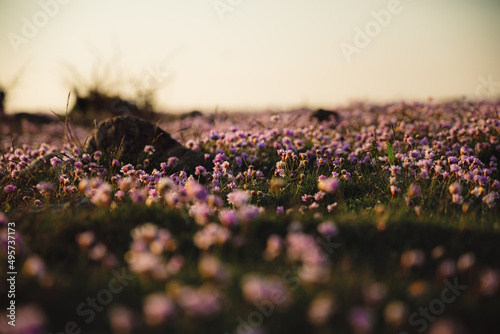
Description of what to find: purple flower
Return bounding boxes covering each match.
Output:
[314,191,326,202]
[195,166,207,177]
[389,165,401,175]
[219,209,238,227]
[348,307,374,334]
[185,179,208,202]
[237,205,260,222]
[483,192,499,209]
[129,188,148,204]
[50,156,62,167]
[241,274,291,308]
[209,131,220,140]
[327,203,338,212]
[317,221,338,237]
[390,185,401,196]
[407,183,421,198]
[318,177,339,193]
[3,184,17,193]
[257,142,266,150]
[167,157,178,168]
[144,145,155,155]
[301,194,314,203]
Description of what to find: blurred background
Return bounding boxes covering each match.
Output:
[1,0,499,114]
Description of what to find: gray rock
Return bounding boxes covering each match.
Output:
[84,116,210,175]
[310,109,340,123]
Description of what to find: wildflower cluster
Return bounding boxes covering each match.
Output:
[1,100,500,333]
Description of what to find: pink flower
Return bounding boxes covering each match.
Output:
[193,223,230,250]
[115,190,125,201]
[307,293,336,326]
[318,177,339,193]
[479,268,499,296]
[143,294,175,326]
[198,254,227,280]
[237,205,260,222]
[327,203,338,212]
[384,301,407,327]
[219,209,238,227]
[144,145,155,155]
[400,249,425,268]
[177,284,222,317]
[108,306,135,334]
[167,157,178,168]
[22,255,47,278]
[390,185,401,195]
[452,194,463,204]
[241,274,291,309]
[448,181,461,195]
[317,221,338,237]
[482,191,499,209]
[129,188,148,204]
[471,186,485,197]
[227,190,250,208]
[76,231,95,250]
[91,183,112,207]
[185,179,208,202]
[36,181,54,197]
[189,203,212,225]
[407,183,421,198]
[5,304,46,333]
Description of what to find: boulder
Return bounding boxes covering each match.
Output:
[12,112,56,124]
[180,110,203,120]
[84,116,210,174]
[310,109,340,123]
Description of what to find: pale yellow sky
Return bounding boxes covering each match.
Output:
[1,0,499,113]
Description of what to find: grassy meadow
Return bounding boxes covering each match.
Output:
[1,100,500,334]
